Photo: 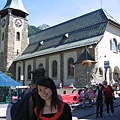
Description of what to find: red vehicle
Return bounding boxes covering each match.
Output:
[61,92,79,104]
[61,89,95,105]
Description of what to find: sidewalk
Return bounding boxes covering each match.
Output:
[72,93,120,120]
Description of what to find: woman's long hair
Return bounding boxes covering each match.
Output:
[35,76,61,116]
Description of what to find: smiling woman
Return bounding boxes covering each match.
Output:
[34,76,72,120]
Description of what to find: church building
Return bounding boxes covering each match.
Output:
[0,0,120,87]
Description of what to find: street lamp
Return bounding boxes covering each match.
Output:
[86,46,88,85]
[82,59,92,85]
[82,45,93,85]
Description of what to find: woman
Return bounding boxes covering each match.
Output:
[34,76,72,120]
[95,83,104,118]
[102,80,114,116]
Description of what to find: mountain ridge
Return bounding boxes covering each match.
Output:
[28,24,50,36]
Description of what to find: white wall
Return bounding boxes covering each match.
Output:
[97,23,120,83]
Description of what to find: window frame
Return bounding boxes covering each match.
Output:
[52,60,57,78]
[68,58,74,77]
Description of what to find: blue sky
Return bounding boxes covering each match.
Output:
[0,0,120,27]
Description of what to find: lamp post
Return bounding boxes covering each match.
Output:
[86,68,89,85]
[82,60,92,85]
[82,46,92,85]
[86,46,88,85]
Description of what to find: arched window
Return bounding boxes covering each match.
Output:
[110,39,112,50]
[27,65,31,80]
[39,63,43,67]
[112,38,117,51]
[2,32,4,41]
[68,58,74,76]
[99,67,103,76]
[18,66,21,81]
[118,43,120,52]
[16,32,20,41]
[52,61,57,77]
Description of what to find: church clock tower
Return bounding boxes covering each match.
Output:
[0,0,28,72]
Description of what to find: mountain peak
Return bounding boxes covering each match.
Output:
[28,24,50,36]
[37,24,50,30]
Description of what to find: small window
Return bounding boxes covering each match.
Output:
[52,61,57,77]
[112,38,117,52]
[27,65,31,80]
[18,66,21,81]
[99,67,103,76]
[118,43,120,52]
[16,32,20,41]
[110,39,112,50]
[2,32,4,41]
[68,58,74,77]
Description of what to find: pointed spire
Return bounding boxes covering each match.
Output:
[2,0,28,14]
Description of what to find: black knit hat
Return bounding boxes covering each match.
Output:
[99,83,104,88]
[31,67,46,77]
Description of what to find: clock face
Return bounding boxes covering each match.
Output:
[15,19,22,27]
[1,19,6,27]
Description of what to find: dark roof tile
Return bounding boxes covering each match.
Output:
[17,9,115,60]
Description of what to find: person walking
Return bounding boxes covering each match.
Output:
[28,67,46,120]
[34,76,72,120]
[95,83,105,118]
[81,86,92,108]
[102,80,115,116]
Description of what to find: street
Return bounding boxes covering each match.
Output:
[83,105,120,120]
[72,93,120,120]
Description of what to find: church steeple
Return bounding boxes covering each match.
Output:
[2,0,28,14]
[0,0,28,72]
[0,0,28,18]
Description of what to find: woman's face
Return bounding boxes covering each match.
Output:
[38,85,52,101]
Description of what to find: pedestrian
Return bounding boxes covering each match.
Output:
[78,89,85,102]
[28,67,46,120]
[102,80,115,116]
[81,86,92,107]
[95,83,105,118]
[34,76,72,120]
[118,78,120,90]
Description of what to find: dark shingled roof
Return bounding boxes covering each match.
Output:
[15,9,120,61]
